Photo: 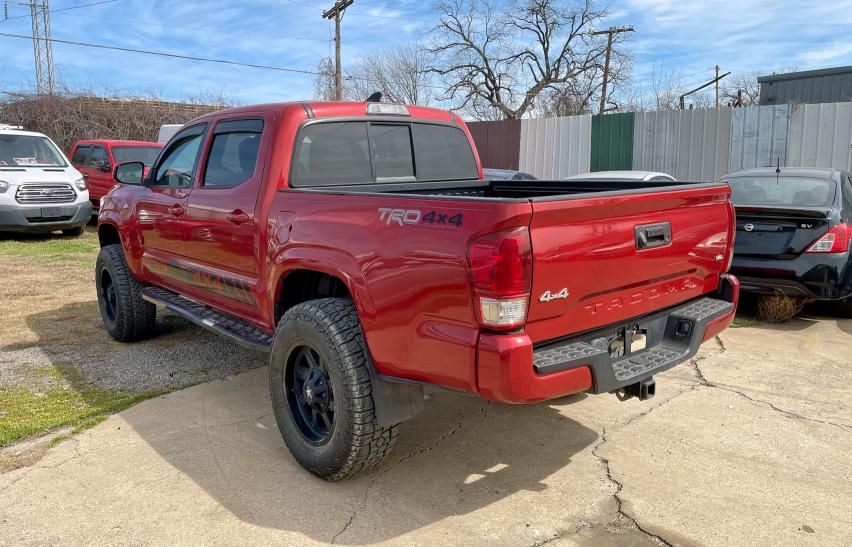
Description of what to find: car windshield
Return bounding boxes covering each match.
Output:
[112,146,161,166]
[0,134,66,167]
[724,175,836,207]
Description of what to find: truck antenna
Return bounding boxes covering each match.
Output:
[366,92,382,103]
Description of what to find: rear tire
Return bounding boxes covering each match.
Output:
[62,225,85,237]
[269,298,399,480]
[95,244,156,341]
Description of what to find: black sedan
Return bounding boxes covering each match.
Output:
[722,167,852,317]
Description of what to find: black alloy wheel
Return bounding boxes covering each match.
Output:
[286,345,335,444]
[99,269,118,323]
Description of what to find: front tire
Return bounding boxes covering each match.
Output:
[95,244,156,341]
[269,298,399,480]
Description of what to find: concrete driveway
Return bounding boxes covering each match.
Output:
[1,318,850,546]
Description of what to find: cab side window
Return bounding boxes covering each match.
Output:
[151,124,207,188]
[203,119,263,188]
[71,145,90,166]
[87,146,108,168]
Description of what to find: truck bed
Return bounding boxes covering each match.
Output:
[297,178,716,201]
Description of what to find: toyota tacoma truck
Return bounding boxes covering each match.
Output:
[96,100,739,480]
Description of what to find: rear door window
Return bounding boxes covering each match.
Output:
[203,119,264,188]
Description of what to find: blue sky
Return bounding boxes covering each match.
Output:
[1,0,851,106]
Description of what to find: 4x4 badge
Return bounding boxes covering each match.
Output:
[539,288,569,302]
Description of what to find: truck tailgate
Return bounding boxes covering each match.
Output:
[525,184,733,343]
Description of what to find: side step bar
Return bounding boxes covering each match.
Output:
[142,286,273,352]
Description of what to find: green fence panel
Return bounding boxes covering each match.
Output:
[590,112,635,171]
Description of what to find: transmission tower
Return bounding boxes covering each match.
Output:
[29,0,55,94]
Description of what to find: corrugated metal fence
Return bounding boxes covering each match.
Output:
[467,119,521,171]
[786,102,852,171]
[518,116,591,178]
[470,101,852,181]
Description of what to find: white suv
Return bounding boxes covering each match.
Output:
[0,125,91,235]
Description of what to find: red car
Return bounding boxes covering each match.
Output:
[96,100,738,479]
[69,139,162,207]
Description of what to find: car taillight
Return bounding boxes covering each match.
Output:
[806,223,850,253]
[467,227,532,330]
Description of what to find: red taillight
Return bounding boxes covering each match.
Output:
[467,227,532,329]
[806,223,850,253]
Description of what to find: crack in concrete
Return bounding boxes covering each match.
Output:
[714,335,726,352]
[331,403,490,544]
[712,384,852,432]
[689,356,714,387]
[591,429,673,547]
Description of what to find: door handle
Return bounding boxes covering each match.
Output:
[226,210,250,225]
[168,204,185,217]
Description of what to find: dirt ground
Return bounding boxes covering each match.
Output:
[1,227,850,546]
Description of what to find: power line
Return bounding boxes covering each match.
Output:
[0,32,319,75]
[48,10,331,43]
[322,0,353,100]
[1,0,117,22]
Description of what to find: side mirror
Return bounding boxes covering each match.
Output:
[113,161,145,185]
[98,161,112,173]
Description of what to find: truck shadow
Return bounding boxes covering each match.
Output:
[16,301,599,543]
[121,373,599,543]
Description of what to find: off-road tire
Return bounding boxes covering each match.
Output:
[269,298,399,481]
[95,244,156,342]
[62,225,85,237]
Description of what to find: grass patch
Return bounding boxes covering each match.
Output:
[0,377,161,448]
[731,316,759,328]
[0,232,99,260]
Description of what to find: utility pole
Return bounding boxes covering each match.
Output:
[28,0,55,94]
[592,25,633,114]
[715,65,720,108]
[322,0,353,101]
[679,70,730,109]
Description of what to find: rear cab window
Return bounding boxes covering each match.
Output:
[291,121,477,187]
[112,146,161,166]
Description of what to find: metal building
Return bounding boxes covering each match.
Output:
[759,66,852,105]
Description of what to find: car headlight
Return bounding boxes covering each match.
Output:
[0,180,8,193]
[73,177,87,191]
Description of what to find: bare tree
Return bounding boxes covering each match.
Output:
[534,45,632,116]
[347,45,435,105]
[428,0,609,119]
[721,71,760,107]
[313,57,339,101]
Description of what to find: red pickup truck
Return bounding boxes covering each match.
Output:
[96,100,739,480]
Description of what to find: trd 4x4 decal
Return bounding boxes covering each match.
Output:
[378,208,463,228]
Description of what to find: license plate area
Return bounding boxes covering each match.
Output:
[41,207,63,218]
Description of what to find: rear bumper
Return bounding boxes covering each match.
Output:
[0,202,92,232]
[732,254,851,301]
[476,275,739,404]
